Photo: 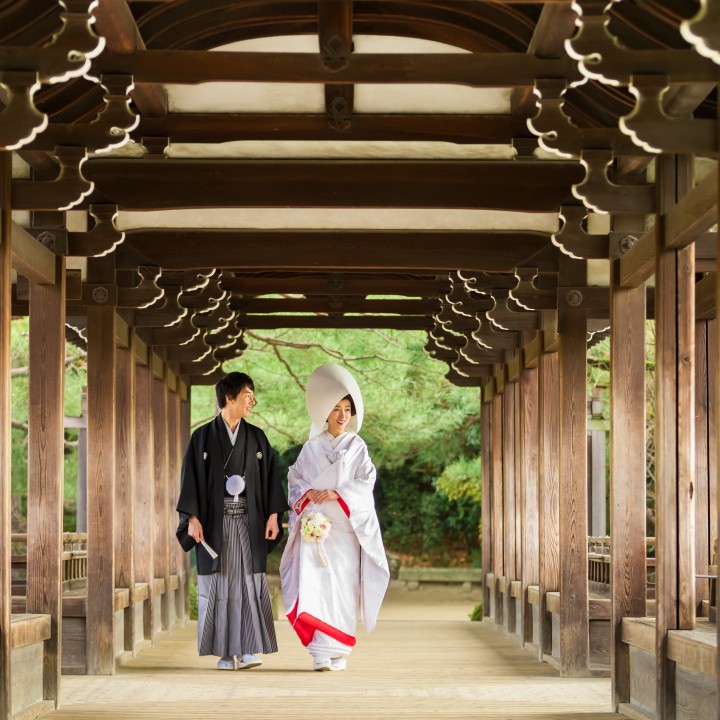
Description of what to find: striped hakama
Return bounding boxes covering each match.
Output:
[197,498,278,658]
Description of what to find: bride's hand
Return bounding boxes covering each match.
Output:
[313,490,339,503]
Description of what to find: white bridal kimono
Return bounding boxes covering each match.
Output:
[280,431,390,659]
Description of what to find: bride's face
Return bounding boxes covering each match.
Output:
[327,398,352,437]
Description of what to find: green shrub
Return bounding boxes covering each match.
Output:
[469,602,483,621]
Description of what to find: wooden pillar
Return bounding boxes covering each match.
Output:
[491,392,504,625]
[537,349,559,662]
[0,151,13,720]
[655,154,696,720]
[609,256,647,711]
[558,256,589,677]
[152,367,170,630]
[86,302,117,674]
[696,321,711,611]
[520,366,539,646]
[115,340,135,653]
[27,255,66,705]
[481,397,493,618]
[166,380,181,623]
[133,340,154,642]
[180,385,191,618]
[502,381,517,632]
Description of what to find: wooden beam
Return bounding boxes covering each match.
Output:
[511,2,578,117]
[10,221,56,285]
[609,252,647,710]
[230,297,440,314]
[0,151,13,720]
[220,275,452,297]
[27,254,66,706]
[86,303,117,674]
[95,49,577,87]
[133,113,530,145]
[665,166,718,250]
[166,387,182,613]
[92,0,168,117]
[620,168,718,288]
[235,315,434,330]
[62,159,586,213]
[619,225,656,289]
[125,229,550,272]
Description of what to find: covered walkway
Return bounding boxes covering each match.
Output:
[45,584,616,720]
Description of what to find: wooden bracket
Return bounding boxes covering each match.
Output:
[13,146,94,211]
[567,0,716,85]
[116,266,163,309]
[487,289,539,332]
[680,0,720,66]
[528,78,638,158]
[573,149,655,214]
[67,204,124,256]
[552,205,609,259]
[510,268,558,311]
[0,71,48,150]
[619,75,717,155]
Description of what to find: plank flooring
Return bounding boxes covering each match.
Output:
[45,583,619,720]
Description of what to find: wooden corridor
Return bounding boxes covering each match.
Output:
[43,584,617,720]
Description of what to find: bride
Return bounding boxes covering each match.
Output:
[280,364,390,671]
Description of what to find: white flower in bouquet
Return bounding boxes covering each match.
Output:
[300,511,331,543]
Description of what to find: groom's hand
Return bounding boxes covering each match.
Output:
[265,513,279,540]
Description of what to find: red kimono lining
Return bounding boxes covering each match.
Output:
[287,599,357,647]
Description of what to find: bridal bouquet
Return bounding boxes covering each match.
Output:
[301,511,331,567]
[301,511,331,542]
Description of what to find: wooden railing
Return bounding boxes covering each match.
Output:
[11,532,88,594]
[587,536,657,595]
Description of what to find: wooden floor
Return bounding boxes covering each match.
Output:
[45,583,619,720]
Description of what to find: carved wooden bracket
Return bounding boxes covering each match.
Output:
[573,149,655,214]
[472,319,520,352]
[551,205,608,259]
[0,0,104,83]
[149,316,200,345]
[207,316,242,351]
[0,71,48,150]
[681,0,720,65]
[487,289,539,332]
[172,333,214,363]
[528,78,639,158]
[619,75,717,155]
[12,146,94,211]
[67,204,124,256]
[180,357,222,379]
[116,266,164,309]
[510,268,558,311]
[30,74,140,153]
[566,0,716,85]
[321,34,351,72]
[179,272,225,311]
[327,93,352,132]
[193,303,234,333]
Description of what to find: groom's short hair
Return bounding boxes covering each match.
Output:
[216,372,255,408]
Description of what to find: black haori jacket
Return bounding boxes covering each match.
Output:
[176,416,288,575]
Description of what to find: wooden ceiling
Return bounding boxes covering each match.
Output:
[3,0,717,386]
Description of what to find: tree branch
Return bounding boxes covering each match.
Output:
[12,354,84,377]
[250,411,299,444]
[271,343,306,394]
[12,418,78,448]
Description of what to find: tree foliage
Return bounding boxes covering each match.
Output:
[193,328,483,562]
[9,321,483,562]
